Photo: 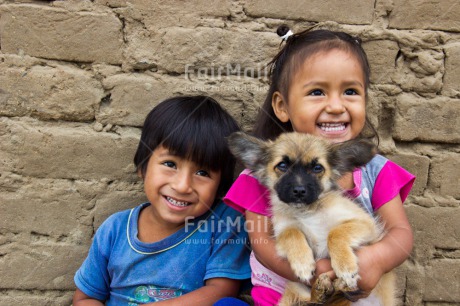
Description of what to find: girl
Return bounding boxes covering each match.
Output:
[222,26,415,305]
[73,96,251,305]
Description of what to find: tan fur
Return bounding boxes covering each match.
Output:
[230,132,395,306]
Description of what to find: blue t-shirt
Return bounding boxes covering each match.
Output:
[74,202,251,305]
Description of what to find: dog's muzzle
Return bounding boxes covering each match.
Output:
[274,173,321,205]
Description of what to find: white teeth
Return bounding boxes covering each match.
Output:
[166,196,190,207]
[319,123,346,132]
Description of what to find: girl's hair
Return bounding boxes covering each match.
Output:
[253,25,378,142]
[134,95,240,198]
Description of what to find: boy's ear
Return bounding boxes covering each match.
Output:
[328,139,377,175]
[272,91,290,123]
[227,132,267,172]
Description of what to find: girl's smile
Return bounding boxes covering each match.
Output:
[272,49,366,143]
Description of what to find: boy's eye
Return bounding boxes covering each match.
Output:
[344,88,358,95]
[196,170,210,177]
[308,89,324,96]
[275,161,289,173]
[312,164,324,173]
[162,161,176,168]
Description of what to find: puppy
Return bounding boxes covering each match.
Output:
[228,132,395,306]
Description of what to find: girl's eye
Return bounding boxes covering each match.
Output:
[344,88,358,95]
[309,89,324,96]
[196,170,210,177]
[312,164,324,173]
[162,161,176,168]
[275,161,289,173]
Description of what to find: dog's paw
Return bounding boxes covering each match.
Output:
[333,278,364,302]
[310,273,334,304]
[291,258,316,284]
[334,271,360,291]
[331,256,360,289]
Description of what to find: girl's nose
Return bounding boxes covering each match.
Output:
[325,96,346,114]
[171,170,193,194]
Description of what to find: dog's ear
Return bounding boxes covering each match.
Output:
[328,138,377,175]
[227,132,267,172]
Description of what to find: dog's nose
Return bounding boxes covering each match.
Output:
[293,186,306,197]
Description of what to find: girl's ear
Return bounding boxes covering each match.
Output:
[272,91,290,123]
[137,168,144,179]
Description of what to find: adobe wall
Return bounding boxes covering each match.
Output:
[0,0,459,304]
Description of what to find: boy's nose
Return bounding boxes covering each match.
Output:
[325,96,346,114]
[171,171,193,194]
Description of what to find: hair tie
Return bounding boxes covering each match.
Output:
[280,30,294,41]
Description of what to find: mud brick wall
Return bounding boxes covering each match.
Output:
[0,0,459,305]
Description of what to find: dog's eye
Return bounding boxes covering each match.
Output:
[312,164,324,173]
[275,161,289,173]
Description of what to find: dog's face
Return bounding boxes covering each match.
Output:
[228,132,376,207]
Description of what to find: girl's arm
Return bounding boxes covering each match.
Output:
[245,211,299,282]
[74,278,240,306]
[145,278,240,306]
[355,194,413,292]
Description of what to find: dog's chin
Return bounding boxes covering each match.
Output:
[277,194,318,207]
[287,202,311,209]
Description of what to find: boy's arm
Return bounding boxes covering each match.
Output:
[73,288,104,306]
[73,278,239,306]
[144,278,240,306]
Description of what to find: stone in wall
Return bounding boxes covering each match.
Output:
[0,117,140,181]
[0,4,123,63]
[363,40,400,84]
[424,260,460,303]
[392,48,444,97]
[387,153,430,196]
[429,153,460,199]
[134,27,278,74]
[0,174,98,242]
[389,0,460,32]
[442,43,460,97]
[393,93,460,144]
[245,0,374,25]
[0,243,88,290]
[407,205,460,266]
[93,181,146,229]
[0,61,103,121]
[97,73,265,130]
[0,291,74,306]
[118,0,231,29]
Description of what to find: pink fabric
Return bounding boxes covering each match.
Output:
[251,285,282,306]
[346,168,362,199]
[250,253,288,294]
[224,170,272,216]
[371,160,415,210]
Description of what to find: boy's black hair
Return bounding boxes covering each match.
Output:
[253,26,378,144]
[134,95,240,199]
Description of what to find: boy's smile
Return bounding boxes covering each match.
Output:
[272,49,366,143]
[141,146,221,234]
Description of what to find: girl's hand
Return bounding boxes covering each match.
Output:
[311,258,334,285]
[309,248,381,301]
[355,245,385,293]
